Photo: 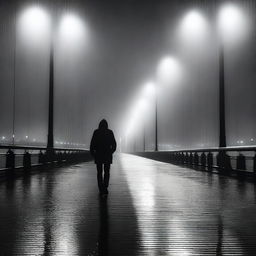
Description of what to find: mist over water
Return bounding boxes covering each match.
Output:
[0,0,255,150]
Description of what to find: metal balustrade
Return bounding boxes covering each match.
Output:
[133,146,256,175]
[0,145,92,172]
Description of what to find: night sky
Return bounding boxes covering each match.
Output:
[0,0,255,150]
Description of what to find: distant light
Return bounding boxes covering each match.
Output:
[125,99,147,137]
[18,6,50,43]
[12,134,15,138]
[137,98,147,112]
[125,117,137,137]
[143,82,155,97]
[59,14,86,44]
[218,4,250,44]
[251,138,254,142]
[179,10,209,43]
[25,135,28,139]
[240,140,244,144]
[2,136,5,140]
[157,56,181,85]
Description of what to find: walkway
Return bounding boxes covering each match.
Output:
[0,154,256,255]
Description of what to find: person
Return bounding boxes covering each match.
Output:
[90,119,117,195]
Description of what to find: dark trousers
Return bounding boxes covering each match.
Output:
[97,163,110,192]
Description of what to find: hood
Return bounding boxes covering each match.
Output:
[99,119,108,129]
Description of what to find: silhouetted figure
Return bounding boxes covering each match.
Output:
[90,119,117,195]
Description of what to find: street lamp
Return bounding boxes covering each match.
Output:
[125,97,148,152]
[157,56,182,86]
[218,3,250,46]
[59,14,85,44]
[155,56,181,151]
[179,5,249,148]
[217,3,250,147]
[179,9,210,45]
[19,5,51,149]
[18,6,50,44]
[18,6,86,152]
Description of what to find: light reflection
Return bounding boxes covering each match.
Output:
[122,155,156,251]
[139,178,155,209]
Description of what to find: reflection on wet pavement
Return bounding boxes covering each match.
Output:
[122,154,256,255]
[0,154,256,255]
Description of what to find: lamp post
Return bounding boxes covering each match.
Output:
[47,40,54,152]
[217,3,248,148]
[143,122,146,152]
[155,87,158,152]
[47,8,55,153]
[218,41,226,147]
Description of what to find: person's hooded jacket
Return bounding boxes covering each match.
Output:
[90,119,117,164]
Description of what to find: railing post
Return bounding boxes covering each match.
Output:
[217,151,232,172]
[46,150,55,163]
[253,152,256,173]
[63,151,67,162]
[185,153,189,164]
[201,152,206,168]
[6,149,15,169]
[194,152,199,166]
[207,152,213,170]
[23,151,31,170]
[176,153,180,163]
[236,153,246,170]
[174,153,178,163]
[181,152,185,165]
[189,153,193,166]
[57,151,63,164]
[39,150,46,164]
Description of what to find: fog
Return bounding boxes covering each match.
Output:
[0,0,255,150]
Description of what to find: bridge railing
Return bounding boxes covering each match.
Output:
[0,145,92,171]
[134,146,256,175]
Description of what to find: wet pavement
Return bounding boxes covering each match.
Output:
[1,154,256,255]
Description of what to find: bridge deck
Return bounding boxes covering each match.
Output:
[0,154,256,255]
